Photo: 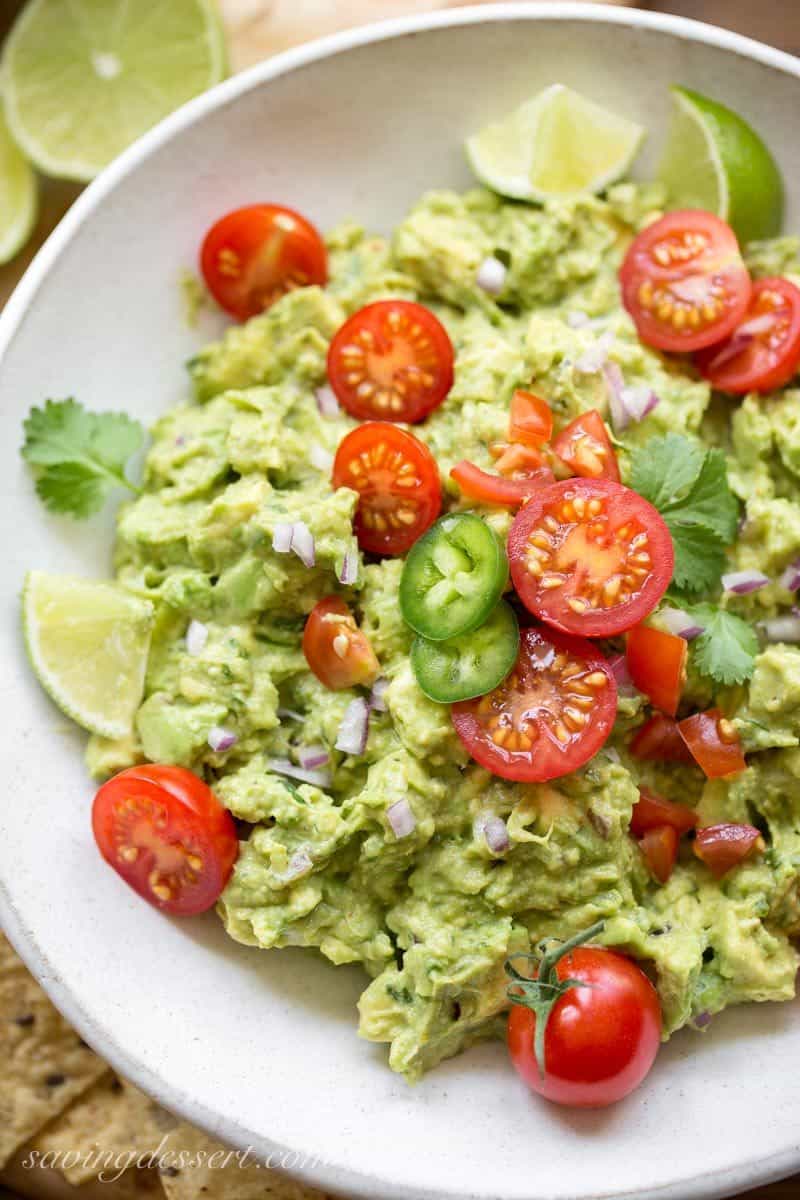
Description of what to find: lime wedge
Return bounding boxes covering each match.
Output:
[466,83,646,202]
[23,571,154,739]
[1,0,227,183]
[658,86,783,245]
[0,107,37,264]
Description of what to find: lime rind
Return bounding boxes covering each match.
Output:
[1,0,228,183]
[23,570,154,739]
[0,106,37,263]
[466,83,646,202]
[659,85,783,245]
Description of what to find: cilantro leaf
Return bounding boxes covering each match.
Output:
[629,433,705,510]
[22,399,144,519]
[688,606,759,686]
[629,434,740,595]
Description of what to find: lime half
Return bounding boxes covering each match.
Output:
[466,83,646,202]
[658,86,783,245]
[0,108,37,264]
[1,0,227,183]
[23,571,154,739]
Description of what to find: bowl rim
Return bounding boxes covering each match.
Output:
[1,5,799,1199]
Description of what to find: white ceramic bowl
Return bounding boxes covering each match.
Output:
[2,6,800,1199]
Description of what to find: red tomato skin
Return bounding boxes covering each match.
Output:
[696,277,800,395]
[626,625,687,717]
[450,460,555,507]
[552,410,620,483]
[92,766,239,917]
[326,300,454,423]
[200,204,327,321]
[451,626,617,783]
[509,390,553,447]
[678,710,747,778]
[619,210,751,352]
[508,479,674,638]
[694,823,764,878]
[630,789,698,838]
[332,422,441,556]
[629,714,693,763]
[507,947,662,1108]
[302,597,379,691]
[640,825,679,884]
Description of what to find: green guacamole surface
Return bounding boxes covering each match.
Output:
[91,183,800,1080]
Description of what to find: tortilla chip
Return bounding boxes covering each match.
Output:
[159,1125,330,1200]
[0,1153,165,1200]
[0,933,107,1168]
[27,1074,179,1184]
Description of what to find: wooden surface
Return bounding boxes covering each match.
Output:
[0,1,798,1198]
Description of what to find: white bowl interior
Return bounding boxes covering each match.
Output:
[2,8,800,1200]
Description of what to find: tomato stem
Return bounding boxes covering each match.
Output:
[506,919,606,1079]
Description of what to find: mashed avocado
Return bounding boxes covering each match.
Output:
[90,182,800,1081]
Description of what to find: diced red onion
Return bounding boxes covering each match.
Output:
[693,1010,713,1029]
[622,384,660,423]
[604,746,621,764]
[370,677,390,712]
[297,744,329,770]
[705,333,753,373]
[483,815,510,854]
[335,697,370,755]
[278,847,314,883]
[387,798,416,839]
[277,707,304,722]
[476,255,507,296]
[721,569,770,595]
[566,310,590,329]
[337,544,359,586]
[207,725,237,753]
[575,330,614,374]
[272,523,294,554]
[290,521,315,568]
[608,653,636,696]
[310,443,333,472]
[761,616,800,643]
[603,362,659,432]
[315,385,340,418]
[659,606,706,640]
[266,757,332,789]
[185,619,208,656]
[780,559,800,591]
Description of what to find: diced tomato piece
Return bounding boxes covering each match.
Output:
[629,714,693,763]
[450,460,554,508]
[640,825,679,884]
[509,390,553,448]
[678,710,747,779]
[552,409,620,483]
[630,789,698,838]
[489,441,547,477]
[626,625,687,717]
[303,597,379,690]
[694,823,765,878]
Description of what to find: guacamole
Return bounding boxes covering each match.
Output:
[89,183,800,1081]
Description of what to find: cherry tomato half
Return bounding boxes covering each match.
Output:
[629,713,693,763]
[92,765,239,916]
[678,709,747,778]
[694,823,765,878]
[620,211,751,352]
[507,939,662,1109]
[639,825,679,884]
[332,422,441,556]
[508,478,674,638]
[626,624,687,717]
[451,625,617,783]
[630,789,698,838]
[552,409,620,483]
[327,300,454,422]
[302,596,379,690]
[450,460,555,507]
[508,390,553,447]
[696,277,800,394]
[200,204,327,321]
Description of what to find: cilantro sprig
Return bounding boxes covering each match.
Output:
[630,433,739,595]
[22,399,145,519]
[686,604,759,687]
